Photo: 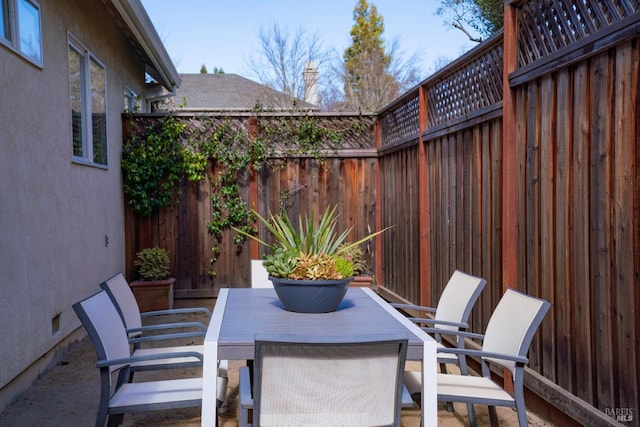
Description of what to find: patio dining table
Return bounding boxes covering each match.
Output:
[201,287,437,426]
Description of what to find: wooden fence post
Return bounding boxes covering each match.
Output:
[374,118,383,284]
[502,2,518,294]
[502,0,519,394]
[418,85,431,307]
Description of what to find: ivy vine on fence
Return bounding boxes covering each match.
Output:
[121,111,358,277]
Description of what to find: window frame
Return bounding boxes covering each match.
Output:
[124,86,140,113]
[68,33,108,168]
[0,0,42,67]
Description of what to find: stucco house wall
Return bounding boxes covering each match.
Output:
[0,0,175,410]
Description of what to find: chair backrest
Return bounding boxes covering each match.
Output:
[434,270,487,331]
[73,290,131,376]
[482,289,551,375]
[252,334,407,427]
[251,259,272,288]
[100,272,143,331]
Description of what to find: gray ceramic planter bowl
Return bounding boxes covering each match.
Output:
[269,277,353,313]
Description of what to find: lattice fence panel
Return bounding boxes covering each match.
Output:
[168,114,375,154]
[425,43,503,128]
[518,0,639,67]
[379,95,420,148]
[255,114,376,151]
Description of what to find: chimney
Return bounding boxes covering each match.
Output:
[303,61,318,105]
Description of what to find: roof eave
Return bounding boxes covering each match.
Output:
[108,0,181,91]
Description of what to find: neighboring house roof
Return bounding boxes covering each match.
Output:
[105,0,180,91]
[166,73,318,111]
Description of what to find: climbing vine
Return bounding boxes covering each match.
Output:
[121,116,189,217]
[122,111,365,277]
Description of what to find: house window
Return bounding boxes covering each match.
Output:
[124,86,140,112]
[68,35,107,167]
[0,0,42,65]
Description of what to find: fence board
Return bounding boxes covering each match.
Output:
[591,52,615,411]
[470,127,482,296]
[539,74,556,380]
[570,60,595,403]
[524,78,543,370]
[554,67,572,391]
[480,123,493,328]
[488,120,502,327]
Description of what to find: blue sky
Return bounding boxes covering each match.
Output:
[141,0,476,80]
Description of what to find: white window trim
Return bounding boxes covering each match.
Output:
[68,33,108,168]
[124,86,140,113]
[0,0,43,67]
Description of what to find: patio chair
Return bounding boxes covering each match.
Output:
[238,334,408,427]
[250,259,272,288]
[403,288,551,427]
[100,273,229,398]
[391,269,487,376]
[73,290,227,427]
[100,272,209,347]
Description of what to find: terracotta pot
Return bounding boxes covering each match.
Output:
[130,277,175,312]
[350,275,374,287]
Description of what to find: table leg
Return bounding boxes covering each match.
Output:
[202,289,228,426]
[421,339,437,426]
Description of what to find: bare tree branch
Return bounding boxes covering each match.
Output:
[246,23,331,109]
[452,21,483,43]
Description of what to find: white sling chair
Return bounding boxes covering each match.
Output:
[250,259,272,288]
[73,290,229,427]
[239,334,408,427]
[403,288,551,427]
[100,272,210,346]
[392,270,486,413]
[391,270,487,374]
[99,273,228,404]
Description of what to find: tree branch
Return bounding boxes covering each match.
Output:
[452,21,483,43]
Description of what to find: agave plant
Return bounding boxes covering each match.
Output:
[234,205,385,280]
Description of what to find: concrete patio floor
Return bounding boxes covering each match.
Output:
[0,309,556,426]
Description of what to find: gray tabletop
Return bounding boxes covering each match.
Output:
[215,287,425,360]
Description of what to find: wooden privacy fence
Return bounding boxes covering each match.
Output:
[124,113,378,297]
[376,0,639,425]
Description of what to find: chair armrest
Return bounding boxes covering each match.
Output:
[128,321,207,334]
[421,327,485,341]
[390,303,436,314]
[129,330,206,345]
[96,350,203,369]
[408,318,468,329]
[238,366,254,409]
[140,307,212,319]
[437,347,529,365]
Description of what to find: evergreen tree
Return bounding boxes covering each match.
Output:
[342,0,400,111]
[200,64,208,74]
